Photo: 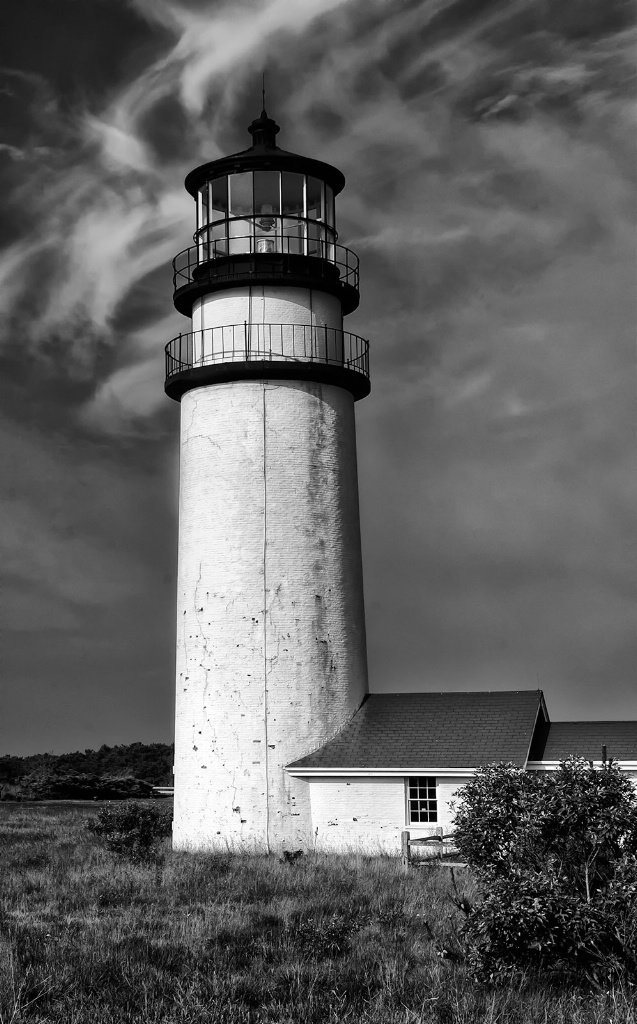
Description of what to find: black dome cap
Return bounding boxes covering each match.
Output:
[247,108,280,148]
[184,109,346,197]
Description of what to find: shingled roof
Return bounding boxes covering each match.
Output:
[287,691,546,771]
[533,722,637,762]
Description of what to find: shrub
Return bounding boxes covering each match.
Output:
[292,913,354,959]
[86,802,172,862]
[452,759,637,985]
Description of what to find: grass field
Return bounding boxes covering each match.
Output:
[0,802,634,1023]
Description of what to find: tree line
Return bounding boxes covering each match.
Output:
[0,742,174,800]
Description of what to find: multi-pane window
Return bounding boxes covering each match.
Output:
[407,777,437,823]
[195,171,336,259]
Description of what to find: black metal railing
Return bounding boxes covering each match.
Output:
[194,214,338,250]
[172,237,359,293]
[165,323,369,382]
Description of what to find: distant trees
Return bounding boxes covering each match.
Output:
[13,772,157,801]
[452,759,637,985]
[0,742,174,800]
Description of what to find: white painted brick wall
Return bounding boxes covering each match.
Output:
[173,378,368,851]
[191,287,343,363]
[307,769,637,855]
[193,286,342,330]
[308,776,468,854]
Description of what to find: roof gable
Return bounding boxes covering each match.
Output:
[287,690,545,771]
[534,722,637,762]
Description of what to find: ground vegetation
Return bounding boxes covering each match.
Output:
[0,802,634,1023]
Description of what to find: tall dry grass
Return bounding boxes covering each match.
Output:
[0,802,634,1023]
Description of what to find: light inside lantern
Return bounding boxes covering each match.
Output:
[257,203,275,232]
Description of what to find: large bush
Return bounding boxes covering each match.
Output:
[86,802,172,862]
[452,759,637,985]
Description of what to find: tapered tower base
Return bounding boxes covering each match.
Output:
[173,379,368,851]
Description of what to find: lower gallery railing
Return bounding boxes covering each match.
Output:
[165,323,370,382]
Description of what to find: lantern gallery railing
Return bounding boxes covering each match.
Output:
[172,236,359,293]
[165,324,369,382]
[194,214,337,258]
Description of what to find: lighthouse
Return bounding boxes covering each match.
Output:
[165,108,370,851]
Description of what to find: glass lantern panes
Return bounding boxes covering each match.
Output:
[281,172,304,214]
[209,177,227,220]
[228,172,252,216]
[325,185,335,229]
[407,777,437,823]
[200,185,209,225]
[254,171,280,217]
[195,170,336,260]
[208,220,228,257]
[306,177,322,219]
[227,172,252,253]
[254,171,280,253]
[282,171,305,255]
[307,177,325,256]
[197,186,209,258]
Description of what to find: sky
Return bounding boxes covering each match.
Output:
[0,0,634,756]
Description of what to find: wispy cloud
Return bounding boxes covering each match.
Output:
[1,0,632,423]
[0,0,634,744]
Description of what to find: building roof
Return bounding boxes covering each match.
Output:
[287,691,546,771]
[534,722,637,762]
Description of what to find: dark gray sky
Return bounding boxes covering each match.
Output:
[1,0,634,755]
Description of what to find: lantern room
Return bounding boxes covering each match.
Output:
[194,169,336,259]
[171,109,360,317]
[165,109,369,402]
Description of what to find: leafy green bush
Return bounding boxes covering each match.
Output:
[452,759,637,985]
[86,802,172,862]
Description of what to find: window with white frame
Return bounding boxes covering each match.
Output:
[407,777,437,823]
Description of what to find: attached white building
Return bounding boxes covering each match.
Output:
[286,690,637,854]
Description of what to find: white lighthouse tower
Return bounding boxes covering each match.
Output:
[165,108,370,851]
